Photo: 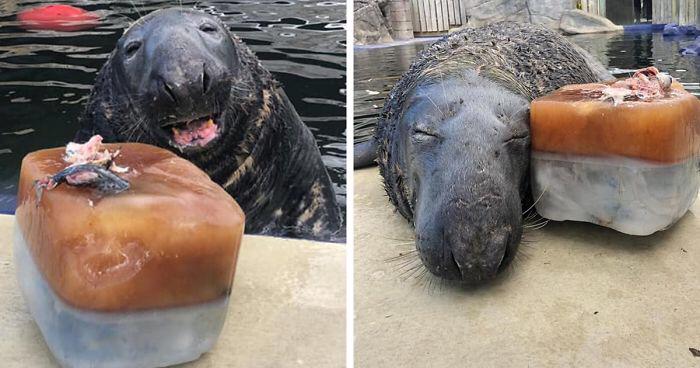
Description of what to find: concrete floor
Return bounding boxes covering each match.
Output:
[354,167,700,367]
[0,214,345,368]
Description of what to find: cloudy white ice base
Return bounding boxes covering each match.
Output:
[13,223,230,368]
[531,152,700,236]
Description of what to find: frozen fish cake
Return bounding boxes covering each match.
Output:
[530,67,700,235]
[14,138,244,367]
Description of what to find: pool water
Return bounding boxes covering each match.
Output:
[354,30,700,143]
[0,0,347,229]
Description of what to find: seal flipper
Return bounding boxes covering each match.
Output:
[354,139,378,169]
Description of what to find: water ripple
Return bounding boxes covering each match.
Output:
[0,0,347,225]
[354,31,700,141]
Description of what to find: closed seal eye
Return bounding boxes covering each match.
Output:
[199,22,218,34]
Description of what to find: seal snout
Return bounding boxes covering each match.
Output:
[154,61,223,109]
[446,225,511,280]
[150,60,228,150]
[415,193,521,284]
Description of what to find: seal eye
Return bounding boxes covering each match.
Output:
[412,128,440,141]
[199,23,218,33]
[124,41,141,58]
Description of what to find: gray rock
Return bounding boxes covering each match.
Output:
[560,9,623,34]
[354,0,388,12]
[463,0,530,27]
[354,2,394,45]
[527,0,571,29]
[448,0,575,32]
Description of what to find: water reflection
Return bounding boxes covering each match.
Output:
[354,31,700,142]
[0,0,347,226]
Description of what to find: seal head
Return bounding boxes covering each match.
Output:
[108,8,236,152]
[376,22,611,283]
[389,73,530,282]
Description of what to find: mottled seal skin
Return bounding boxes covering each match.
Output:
[76,8,342,241]
[370,22,612,283]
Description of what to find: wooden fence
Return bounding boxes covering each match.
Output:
[411,0,467,34]
[580,0,606,17]
[653,0,699,25]
[677,0,700,25]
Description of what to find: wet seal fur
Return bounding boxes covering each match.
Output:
[76,8,342,240]
[366,22,612,283]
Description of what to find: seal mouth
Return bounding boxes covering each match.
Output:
[160,113,222,151]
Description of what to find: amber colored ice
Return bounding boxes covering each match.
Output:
[530,80,700,235]
[15,143,245,311]
[531,81,700,163]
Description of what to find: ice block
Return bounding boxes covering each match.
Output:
[14,141,245,368]
[530,68,700,235]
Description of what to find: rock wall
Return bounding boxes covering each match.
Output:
[459,0,530,27]
[355,0,624,45]
[528,0,576,29]
[354,0,394,45]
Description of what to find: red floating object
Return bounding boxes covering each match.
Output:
[18,4,99,32]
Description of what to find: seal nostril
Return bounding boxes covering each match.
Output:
[449,251,461,275]
[160,79,178,104]
[202,65,211,95]
[497,244,511,273]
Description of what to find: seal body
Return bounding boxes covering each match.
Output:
[374,22,612,282]
[76,8,342,240]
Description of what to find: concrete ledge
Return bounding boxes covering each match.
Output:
[355,167,700,367]
[0,214,345,367]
